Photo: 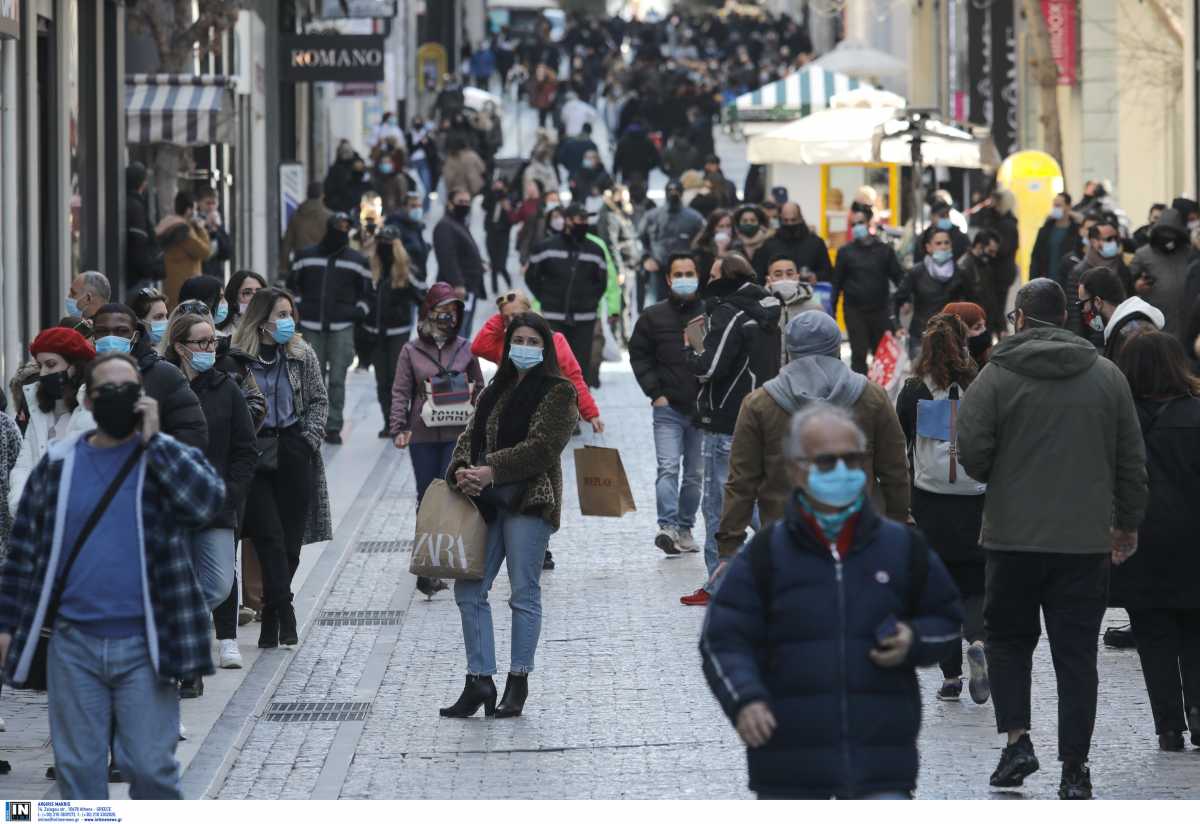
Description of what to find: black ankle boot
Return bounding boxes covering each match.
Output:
[439,675,497,718]
[278,603,298,647]
[258,605,279,649]
[179,675,204,699]
[495,673,529,718]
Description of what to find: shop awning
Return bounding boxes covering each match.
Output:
[733,66,871,122]
[125,74,238,147]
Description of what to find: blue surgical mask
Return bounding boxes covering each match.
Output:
[1049,207,1064,221]
[190,351,216,372]
[148,320,168,343]
[379,161,394,175]
[806,460,867,509]
[1100,239,1119,258]
[509,343,544,371]
[852,223,869,241]
[95,335,132,355]
[408,208,424,222]
[215,302,229,325]
[936,218,953,230]
[65,297,80,317]
[931,249,953,265]
[270,317,295,344]
[797,491,864,539]
[671,277,698,296]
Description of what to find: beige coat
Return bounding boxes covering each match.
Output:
[441,149,487,197]
[157,215,212,307]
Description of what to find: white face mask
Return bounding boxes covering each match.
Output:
[549,216,565,232]
[771,279,800,302]
[713,231,731,246]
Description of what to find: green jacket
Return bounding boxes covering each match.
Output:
[956,327,1147,554]
[587,232,622,318]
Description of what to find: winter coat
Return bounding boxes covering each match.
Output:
[731,229,773,268]
[471,314,599,422]
[134,345,208,451]
[433,214,486,297]
[287,243,371,332]
[384,213,431,279]
[973,207,1020,290]
[156,215,212,308]
[446,379,578,531]
[956,327,1148,554]
[701,501,963,798]
[957,252,1004,335]
[323,157,364,214]
[442,149,487,198]
[8,384,96,516]
[640,203,706,266]
[389,337,484,445]
[0,413,23,559]
[689,280,782,435]
[281,199,333,274]
[716,361,910,558]
[893,260,977,339]
[613,128,660,182]
[1132,208,1194,343]
[831,238,905,311]
[0,432,224,686]
[1029,218,1081,282]
[201,223,233,280]
[215,338,268,430]
[525,233,609,324]
[126,189,162,287]
[915,225,971,267]
[554,137,598,179]
[190,368,258,530]
[751,229,833,282]
[1109,395,1200,609]
[363,258,424,338]
[1067,249,1134,343]
[628,295,705,414]
[1102,297,1165,361]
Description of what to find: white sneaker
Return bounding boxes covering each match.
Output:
[219,639,244,669]
[179,721,188,741]
[676,528,700,553]
[654,526,680,555]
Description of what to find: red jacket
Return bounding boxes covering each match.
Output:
[471,313,600,422]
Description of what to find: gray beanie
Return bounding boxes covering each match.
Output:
[785,311,842,358]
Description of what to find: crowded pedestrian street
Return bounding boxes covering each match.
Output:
[2,0,1200,812]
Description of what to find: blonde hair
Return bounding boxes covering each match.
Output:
[231,287,306,359]
[371,239,412,288]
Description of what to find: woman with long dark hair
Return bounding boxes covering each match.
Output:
[440,312,577,719]
[223,270,269,333]
[690,208,733,289]
[895,312,989,704]
[1111,331,1200,751]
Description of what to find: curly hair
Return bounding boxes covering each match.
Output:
[912,313,977,391]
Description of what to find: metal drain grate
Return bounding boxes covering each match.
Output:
[316,609,406,627]
[263,701,371,723]
[355,539,411,554]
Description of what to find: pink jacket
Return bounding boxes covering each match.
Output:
[389,336,484,444]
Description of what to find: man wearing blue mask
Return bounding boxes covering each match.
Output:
[831,205,905,374]
[66,271,112,333]
[629,253,706,557]
[1064,214,1133,343]
[701,402,962,800]
[1029,192,1079,283]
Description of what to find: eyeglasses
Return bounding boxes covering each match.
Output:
[183,338,217,351]
[800,452,867,472]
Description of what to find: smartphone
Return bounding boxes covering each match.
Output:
[875,614,899,645]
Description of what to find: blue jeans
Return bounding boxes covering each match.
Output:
[47,621,181,800]
[191,528,236,610]
[453,510,553,676]
[651,404,702,531]
[702,431,734,591]
[412,157,433,208]
[410,440,457,505]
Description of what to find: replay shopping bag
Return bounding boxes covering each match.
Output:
[574,446,637,517]
[409,480,488,580]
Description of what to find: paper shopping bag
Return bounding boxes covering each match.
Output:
[867,331,909,404]
[574,446,637,517]
[409,480,489,580]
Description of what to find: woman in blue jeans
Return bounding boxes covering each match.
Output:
[441,312,577,719]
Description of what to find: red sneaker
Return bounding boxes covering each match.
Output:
[680,588,710,606]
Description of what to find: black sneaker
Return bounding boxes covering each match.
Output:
[937,679,963,701]
[1159,732,1185,751]
[990,734,1040,787]
[542,550,555,570]
[324,430,343,445]
[1059,762,1092,800]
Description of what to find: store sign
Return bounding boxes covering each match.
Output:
[967,0,1018,159]
[281,35,385,83]
[0,0,19,40]
[1041,0,1077,86]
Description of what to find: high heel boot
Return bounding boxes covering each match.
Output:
[495,673,528,718]
[258,605,279,649]
[278,602,298,647]
[439,675,497,718]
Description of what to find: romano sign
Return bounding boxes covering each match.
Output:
[281,35,385,83]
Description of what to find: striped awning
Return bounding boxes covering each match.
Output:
[733,66,872,122]
[125,74,238,147]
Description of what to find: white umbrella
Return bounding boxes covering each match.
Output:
[811,38,907,79]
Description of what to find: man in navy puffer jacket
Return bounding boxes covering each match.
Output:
[700,403,963,799]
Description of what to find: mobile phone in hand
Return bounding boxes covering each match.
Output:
[875,614,899,646]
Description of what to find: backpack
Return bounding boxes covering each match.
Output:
[912,383,985,496]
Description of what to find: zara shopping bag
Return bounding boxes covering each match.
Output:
[409,480,489,580]
[573,446,637,517]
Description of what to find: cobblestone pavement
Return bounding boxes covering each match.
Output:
[213,360,1200,800]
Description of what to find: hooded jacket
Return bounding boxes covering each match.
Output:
[1102,296,1165,360]
[1131,208,1192,342]
[156,215,212,308]
[716,358,910,557]
[689,280,782,435]
[956,327,1148,554]
[1068,247,1134,342]
[893,259,976,339]
[640,202,705,266]
[134,342,209,451]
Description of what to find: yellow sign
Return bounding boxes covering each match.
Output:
[416,43,447,93]
[997,150,1064,284]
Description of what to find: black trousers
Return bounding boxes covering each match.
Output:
[486,230,512,294]
[242,427,314,608]
[984,551,1109,764]
[1127,608,1200,734]
[371,333,407,429]
[842,303,892,375]
[548,319,595,383]
[941,592,985,679]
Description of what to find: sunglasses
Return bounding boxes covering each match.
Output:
[801,452,867,472]
[432,312,457,324]
[178,301,213,317]
[496,291,522,308]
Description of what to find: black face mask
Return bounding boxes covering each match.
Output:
[325,228,350,250]
[778,224,805,239]
[378,243,395,268]
[976,253,992,266]
[968,331,992,360]
[39,371,68,401]
[570,223,589,241]
[453,204,472,221]
[666,193,682,209]
[91,383,141,440]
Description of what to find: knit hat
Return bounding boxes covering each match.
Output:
[30,327,96,362]
[785,311,842,358]
[942,301,987,329]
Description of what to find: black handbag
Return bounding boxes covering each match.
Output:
[18,442,145,691]
[256,357,285,471]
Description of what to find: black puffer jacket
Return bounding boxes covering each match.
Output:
[190,369,258,530]
[831,238,905,311]
[363,268,423,337]
[893,261,977,338]
[751,228,833,282]
[433,213,486,297]
[287,243,371,331]
[628,294,705,413]
[525,232,609,323]
[214,338,268,430]
[689,279,781,434]
[134,344,208,450]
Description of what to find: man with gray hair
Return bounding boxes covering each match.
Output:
[701,402,962,799]
[714,311,909,571]
[66,271,112,326]
[957,277,1148,799]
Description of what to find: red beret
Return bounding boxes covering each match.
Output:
[30,327,96,362]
